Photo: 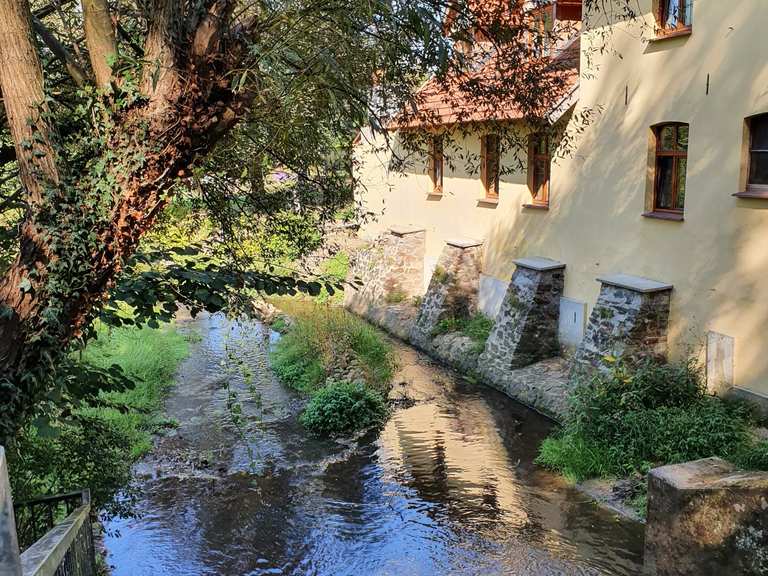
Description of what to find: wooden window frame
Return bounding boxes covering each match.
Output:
[651,122,688,216]
[744,114,768,197]
[526,133,550,208]
[527,4,554,58]
[656,0,692,38]
[481,134,500,199]
[428,135,444,195]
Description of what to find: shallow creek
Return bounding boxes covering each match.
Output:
[104,313,644,575]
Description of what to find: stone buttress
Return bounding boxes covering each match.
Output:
[343,226,425,339]
[574,274,673,370]
[408,239,483,366]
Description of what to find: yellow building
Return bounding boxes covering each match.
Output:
[354,0,768,406]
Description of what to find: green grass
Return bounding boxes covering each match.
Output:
[432,313,494,352]
[316,251,350,304]
[8,323,190,517]
[270,302,396,394]
[78,324,190,457]
[270,302,396,436]
[535,357,768,516]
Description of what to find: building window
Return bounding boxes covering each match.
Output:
[429,135,444,194]
[652,123,688,215]
[747,114,768,194]
[527,133,550,207]
[481,134,500,198]
[657,0,692,35]
[527,4,554,58]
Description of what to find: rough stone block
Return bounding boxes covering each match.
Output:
[409,240,483,353]
[644,457,768,576]
[478,258,565,374]
[344,228,426,333]
[575,275,672,370]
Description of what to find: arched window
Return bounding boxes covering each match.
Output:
[652,123,689,215]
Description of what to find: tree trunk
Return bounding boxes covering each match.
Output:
[82,0,117,89]
[0,0,250,439]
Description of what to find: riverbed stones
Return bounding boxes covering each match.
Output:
[409,239,483,353]
[344,227,425,337]
[644,457,768,576]
[575,274,673,370]
[479,258,565,372]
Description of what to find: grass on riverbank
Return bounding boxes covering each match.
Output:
[535,357,768,514]
[270,301,396,436]
[9,324,190,515]
[432,313,494,352]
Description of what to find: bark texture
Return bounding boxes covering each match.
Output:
[0,0,252,436]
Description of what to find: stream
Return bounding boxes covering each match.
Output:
[104,313,644,575]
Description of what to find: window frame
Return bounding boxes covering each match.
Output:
[527,132,551,208]
[746,113,768,196]
[656,0,693,37]
[481,133,500,199]
[428,135,444,195]
[651,122,688,216]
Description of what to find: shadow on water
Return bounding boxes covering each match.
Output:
[104,313,644,576]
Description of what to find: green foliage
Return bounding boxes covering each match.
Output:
[385,289,407,304]
[536,358,765,485]
[316,252,350,304]
[334,205,357,223]
[300,380,388,436]
[431,265,449,284]
[432,313,494,351]
[8,323,189,516]
[270,303,396,393]
[244,210,323,266]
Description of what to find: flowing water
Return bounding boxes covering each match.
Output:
[104,313,644,576]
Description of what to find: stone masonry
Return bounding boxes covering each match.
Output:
[409,239,483,355]
[574,274,673,370]
[479,258,566,371]
[344,227,425,339]
[644,457,768,576]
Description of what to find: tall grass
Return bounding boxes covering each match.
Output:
[270,302,395,394]
[78,324,190,456]
[9,323,190,516]
[536,358,768,485]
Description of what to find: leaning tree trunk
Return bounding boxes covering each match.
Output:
[0,0,251,438]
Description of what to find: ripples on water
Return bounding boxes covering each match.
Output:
[105,314,644,576]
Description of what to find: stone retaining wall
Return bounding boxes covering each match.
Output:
[344,227,425,337]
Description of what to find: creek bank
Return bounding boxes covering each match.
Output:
[104,313,644,576]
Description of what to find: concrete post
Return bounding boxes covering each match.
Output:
[0,447,22,576]
[644,458,768,576]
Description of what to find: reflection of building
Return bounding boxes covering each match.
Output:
[355,0,768,405]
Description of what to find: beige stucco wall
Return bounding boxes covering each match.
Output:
[356,0,768,397]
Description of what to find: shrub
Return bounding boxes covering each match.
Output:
[316,252,350,304]
[300,380,388,436]
[536,358,763,483]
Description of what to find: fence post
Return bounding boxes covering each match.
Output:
[0,447,22,576]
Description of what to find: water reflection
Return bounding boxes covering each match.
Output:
[105,314,643,575]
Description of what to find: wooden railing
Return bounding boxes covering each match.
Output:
[0,447,95,576]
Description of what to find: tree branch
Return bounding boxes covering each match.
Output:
[32,16,88,86]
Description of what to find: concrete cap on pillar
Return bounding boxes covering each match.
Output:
[513,257,566,271]
[389,225,425,237]
[445,237,483,248]
[597,273,673,293]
